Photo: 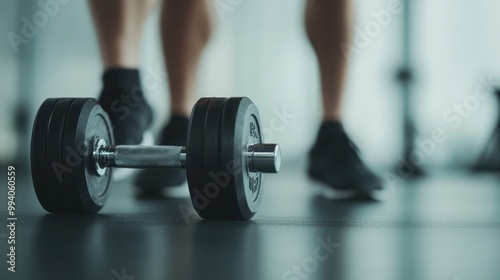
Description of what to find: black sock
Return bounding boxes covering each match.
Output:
[159,115,189,146]
[168,115,189,128]
[99,68,145,109]
[317,121,344,140]
[98,68,153,144]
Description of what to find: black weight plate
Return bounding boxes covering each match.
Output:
[187,98,211,216]
[220,97,263,220]
[31,98,60,212]
[201,98,244,219]
[186,97,263,220]
[45,98,77,212]
[62,98,113,213]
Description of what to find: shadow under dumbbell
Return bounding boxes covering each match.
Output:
[134,185,189,200]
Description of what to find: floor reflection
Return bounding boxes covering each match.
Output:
[20,214,262,280]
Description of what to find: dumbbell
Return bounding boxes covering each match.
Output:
[30,97,281,220]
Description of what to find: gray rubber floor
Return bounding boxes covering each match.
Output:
[1,162,499,280]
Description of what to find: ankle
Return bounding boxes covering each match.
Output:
[169,107,190,118]
[322,111,342,122]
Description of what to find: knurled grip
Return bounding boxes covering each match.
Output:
[108,146,185,168]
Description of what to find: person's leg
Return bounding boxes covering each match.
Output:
[305,0,349,121]
[135,0,214,190]
[161,0,214,117]
[88,0,157,148]
[305,0,382,195]
[89,0,157,70]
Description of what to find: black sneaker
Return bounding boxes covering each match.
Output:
[308,122,383,198]
[134,115,189,192]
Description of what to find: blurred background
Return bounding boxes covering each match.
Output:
[1,0,499,172]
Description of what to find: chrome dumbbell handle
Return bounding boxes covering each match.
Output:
[100,145,187,169]
[92,137,281,176]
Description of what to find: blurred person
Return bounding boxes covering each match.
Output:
[88,0,382,196]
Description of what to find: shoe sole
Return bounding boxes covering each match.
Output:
[308,173,387,201]
[112,131,155,182]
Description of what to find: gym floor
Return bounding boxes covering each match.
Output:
[1,162,499,280]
